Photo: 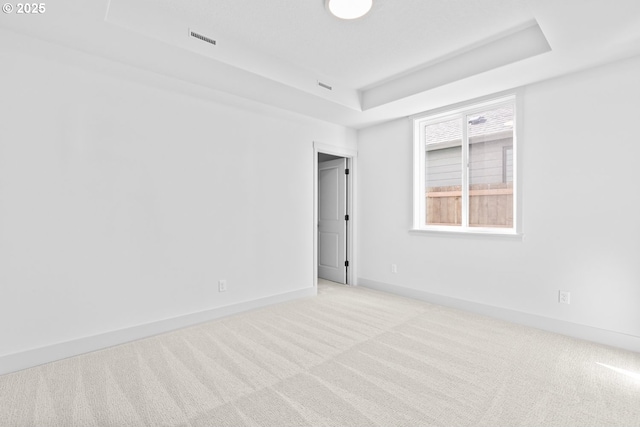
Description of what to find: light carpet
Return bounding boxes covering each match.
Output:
[1,281,639,426]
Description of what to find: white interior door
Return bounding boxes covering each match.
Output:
[318,158,347,284]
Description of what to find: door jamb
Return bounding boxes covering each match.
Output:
[313,141,357,288]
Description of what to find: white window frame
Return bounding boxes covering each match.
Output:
[412,94,522,238]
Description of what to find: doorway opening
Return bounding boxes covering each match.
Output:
[313,142,357,288]
[318,154,348,284]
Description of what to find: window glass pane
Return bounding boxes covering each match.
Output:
[468,105,514,228]
[425,118,462,226]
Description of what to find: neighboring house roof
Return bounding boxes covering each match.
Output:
[425,106,514,146]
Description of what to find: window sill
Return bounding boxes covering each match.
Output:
[409,228,525,241]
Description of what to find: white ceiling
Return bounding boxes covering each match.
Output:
[2,0,640,128]
[144,0,535,89]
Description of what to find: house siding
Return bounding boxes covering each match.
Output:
[426,137,513,188]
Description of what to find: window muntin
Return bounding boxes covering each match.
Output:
[414,96,517,233]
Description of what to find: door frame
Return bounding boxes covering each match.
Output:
[313,141,358,287]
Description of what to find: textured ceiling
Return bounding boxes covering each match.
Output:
[148,0,534,89]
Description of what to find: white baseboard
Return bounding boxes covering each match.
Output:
[358,278,640,353]
[0,286,316,376]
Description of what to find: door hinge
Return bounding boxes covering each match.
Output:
[345,214,349,221]
[345,168,350,175]
[345,261,349,267]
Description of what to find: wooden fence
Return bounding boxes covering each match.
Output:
[426,183,513,227]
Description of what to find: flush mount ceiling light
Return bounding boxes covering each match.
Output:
[325,0,373,20]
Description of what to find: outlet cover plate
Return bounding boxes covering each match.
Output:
[558,290,570,304]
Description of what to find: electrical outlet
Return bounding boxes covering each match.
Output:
[391,264,397,274]
[558,290,570,304]
[218,280,227,292]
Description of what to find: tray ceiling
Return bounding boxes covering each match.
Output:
[2,0,640,128]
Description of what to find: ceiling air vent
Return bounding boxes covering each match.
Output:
[190,30,216,46]
[318,81,332,91]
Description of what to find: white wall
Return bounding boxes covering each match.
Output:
[357,54,640,346]
[0,33,355,361]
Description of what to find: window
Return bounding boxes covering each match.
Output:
[413,95,518,234]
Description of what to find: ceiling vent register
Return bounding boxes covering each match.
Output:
[190,30,217,46]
